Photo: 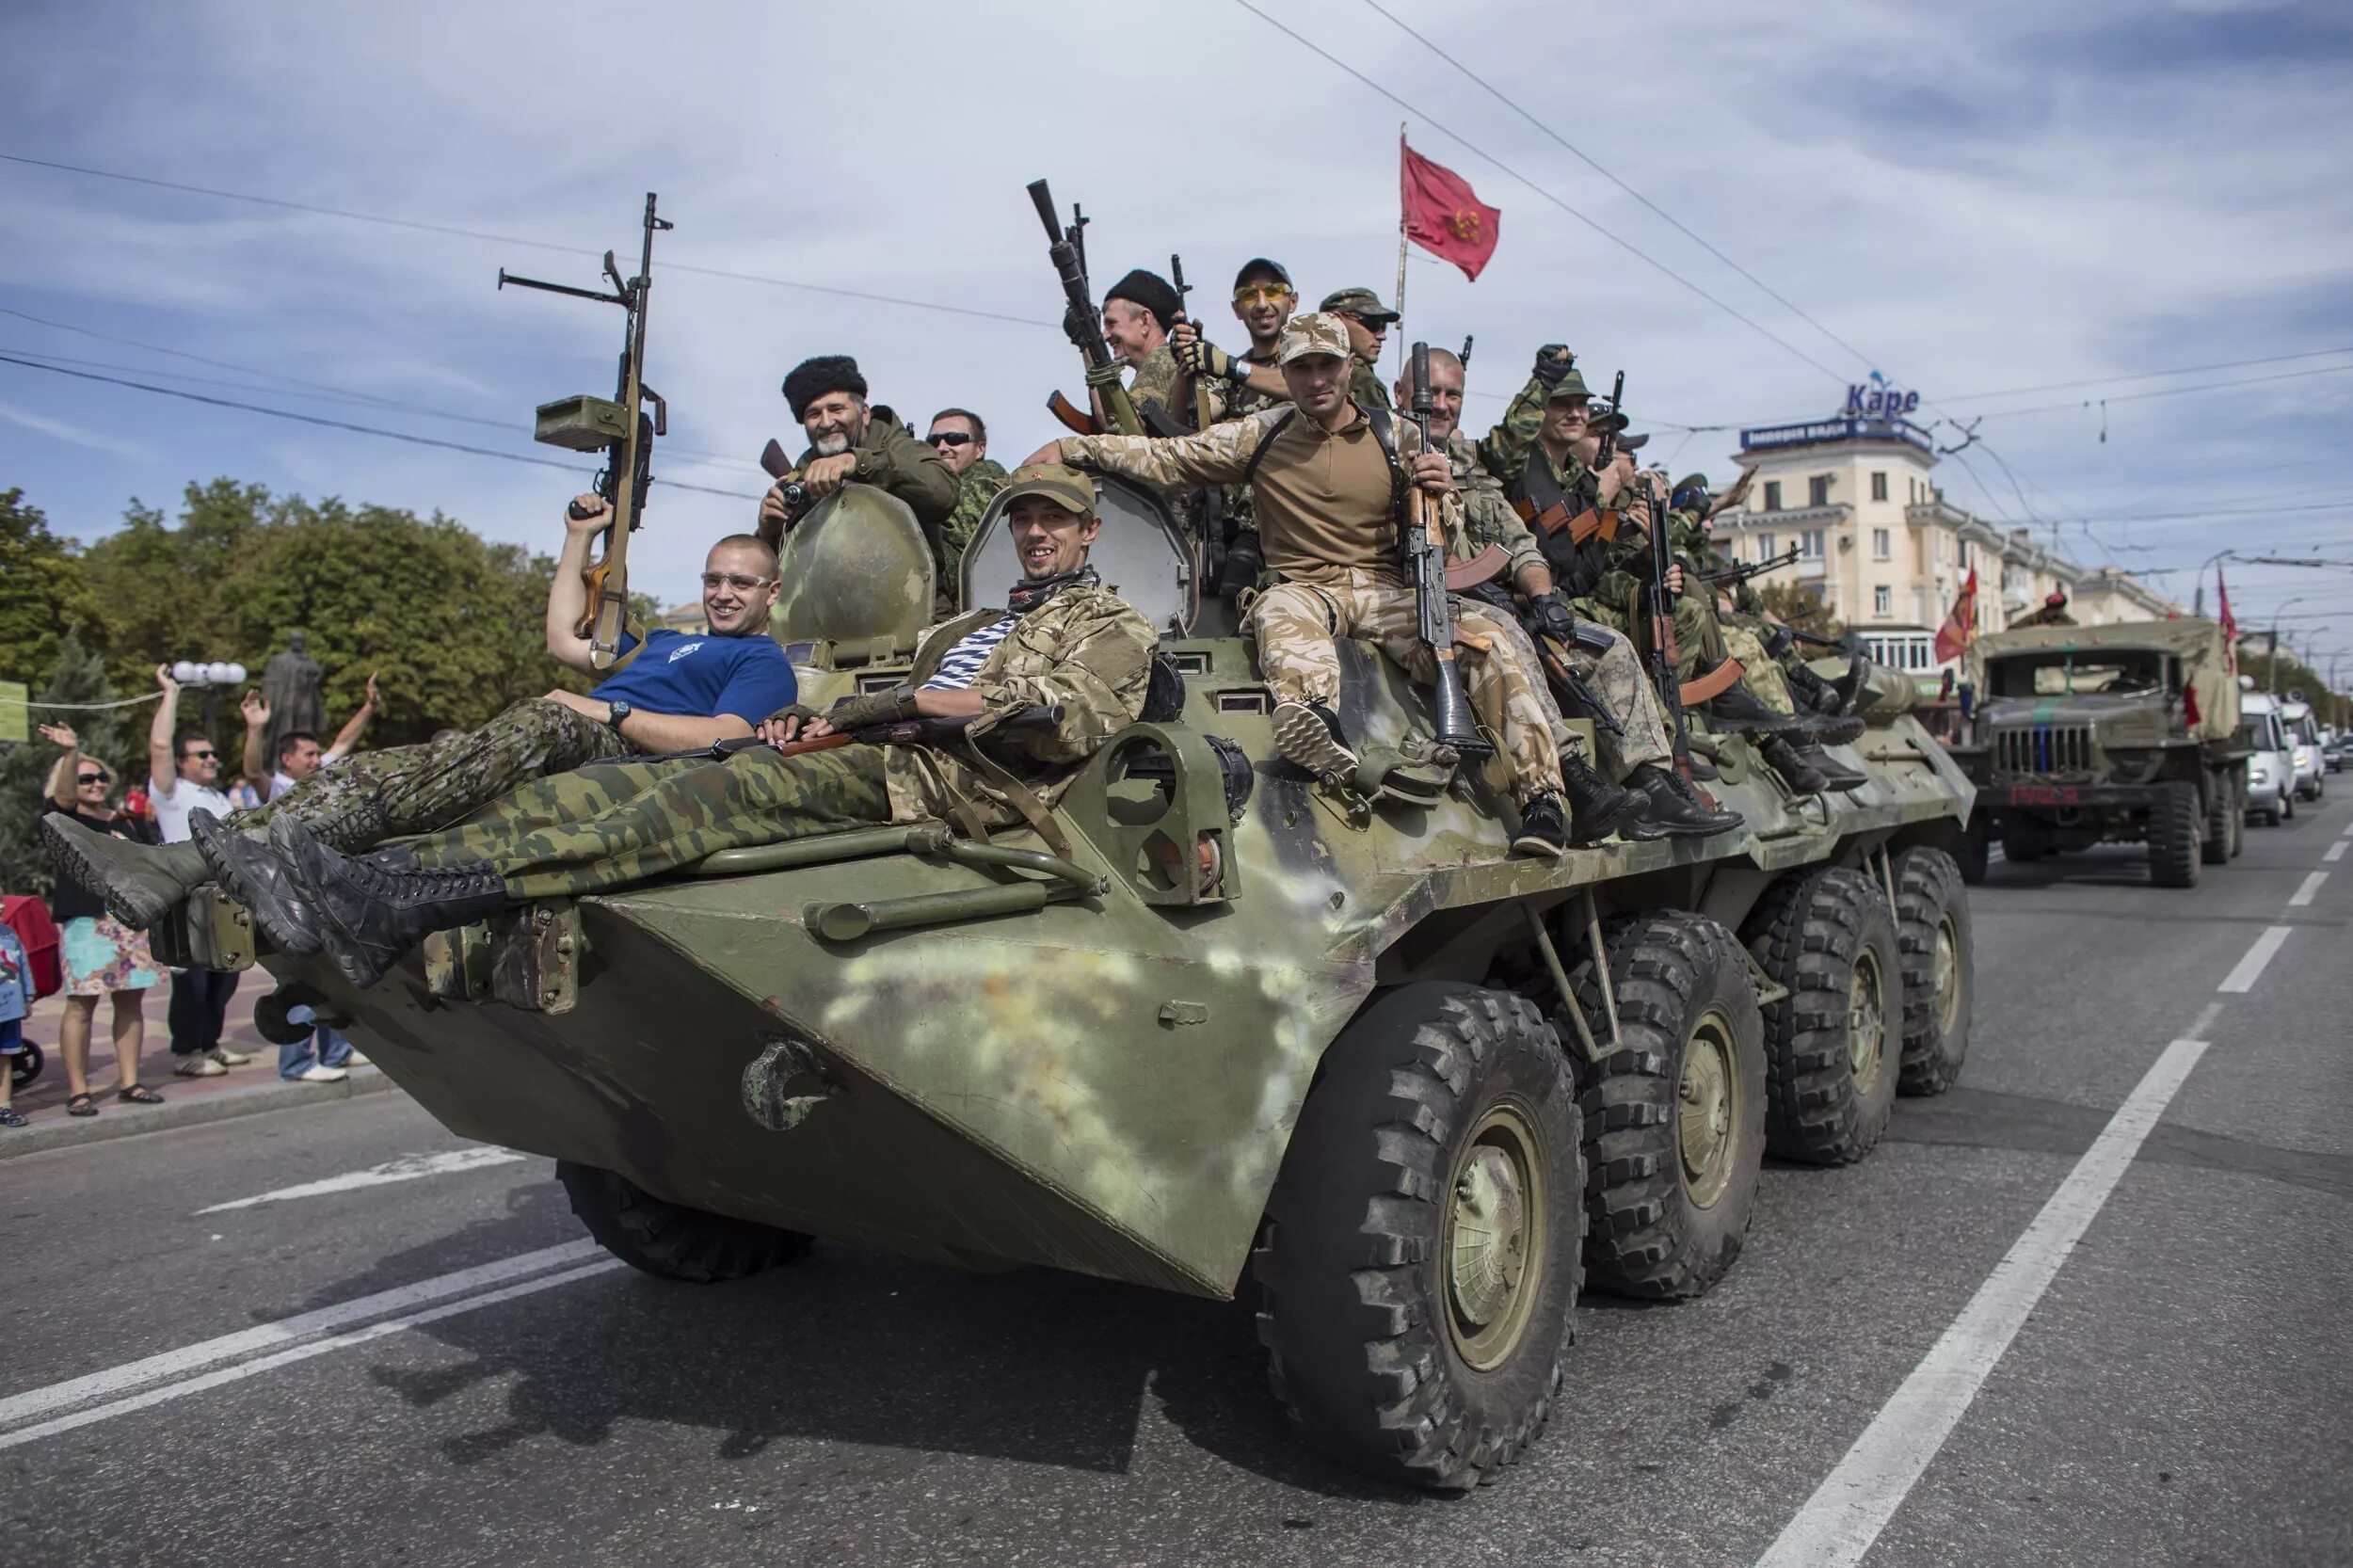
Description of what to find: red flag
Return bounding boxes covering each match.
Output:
[1401,137,1501,281]
[2217,564,2238,675]
[1933,568,1979,664]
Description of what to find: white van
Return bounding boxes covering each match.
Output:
[2280,699,2325,802]
[2240,692,2298,824]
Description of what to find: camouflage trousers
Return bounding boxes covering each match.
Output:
[1721,623,1792,712]
[239,698,632,853]
[1576,591,1731,685]
[1557,622,1674,779]
[410,746,893,901]
[1247,568,1564,805]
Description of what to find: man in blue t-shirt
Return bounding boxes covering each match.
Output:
[46,494,802,936]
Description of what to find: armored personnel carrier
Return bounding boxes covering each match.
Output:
[168,482,1976,1492]
[1945,618,2247,888]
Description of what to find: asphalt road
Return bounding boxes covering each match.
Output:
[4,796,2347,1568]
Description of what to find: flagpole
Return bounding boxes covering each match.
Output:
[1394,124,1410,380]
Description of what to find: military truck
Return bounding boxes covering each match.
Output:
[1945,619,2247,888]
[163,482,1977,1492]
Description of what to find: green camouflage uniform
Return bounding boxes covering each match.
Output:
[1125,344,1186,429]
[1348,356,1391,412]
[1679,510,1798,710]
[236,696,632,854]
[786,409,961,542]
[935,458,1008,617]
[1445,429,1673,779]
[408,583,1157,900]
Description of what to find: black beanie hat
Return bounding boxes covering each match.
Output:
[781,355,868,422]
[1103,268,1184,331]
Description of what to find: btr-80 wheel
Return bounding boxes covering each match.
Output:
[1571,912,1766,1300]
[1253,984,1583,1491]
[1745,868,1904,1164]
[1891,847,1973,1096]
[556,1162,814,1282]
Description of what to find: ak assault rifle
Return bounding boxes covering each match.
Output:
[1699,543,1803,588]
[1616,372,1695,771]
[1168,252,1217,433]
[1403,342,1492,758]
[1029,180,1144,439]
[501,193,671,673]
[657,705,1065,766]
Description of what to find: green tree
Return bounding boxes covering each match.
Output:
[1757,581,1848,644]
[0,488,104,686]
[0,632,140,898]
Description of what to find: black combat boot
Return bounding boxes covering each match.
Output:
[39,813,209,930]
[1830,655,1868,712]
[191,809,323,956]
[1701,680,1807,734]
[1784,663,1867,744]
[1560,753,1644,844]
[271,815,507,988]
[1801,740,1868,792]
[1511,791,1570,858]
[1270,698,1359,784]
[1622,762,1744,840]
[1759,736,1828,795]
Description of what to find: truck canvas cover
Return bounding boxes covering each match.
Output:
[1971,618,2239,742]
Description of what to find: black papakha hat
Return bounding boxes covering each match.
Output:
[782,355,868,422]
[1104,268,1184,331]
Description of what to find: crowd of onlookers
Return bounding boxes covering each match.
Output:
[0,663,382,1130]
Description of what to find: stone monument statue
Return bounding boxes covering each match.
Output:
[260,631,326,767]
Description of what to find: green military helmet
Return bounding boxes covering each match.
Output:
[772,483,934,655]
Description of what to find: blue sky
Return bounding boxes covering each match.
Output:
[3,0,2348,670]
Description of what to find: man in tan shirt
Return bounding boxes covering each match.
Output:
[1027,312,1571,856]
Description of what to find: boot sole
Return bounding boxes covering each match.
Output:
[40,816,177,931]
[1568,791,1645,845]
[1271,701,1360,783]
[1511,832,1568,857]
[1809,716,1867,745]
[193,814,325,957]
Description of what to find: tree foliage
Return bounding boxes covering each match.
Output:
[0,632,138,899]
[1757,581,1849,644]
[0,488,105,687]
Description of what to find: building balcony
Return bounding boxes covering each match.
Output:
[1725,503,1850,531]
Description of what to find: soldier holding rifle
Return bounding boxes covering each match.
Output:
[1030,313,1574,857]
[756,355,958,550]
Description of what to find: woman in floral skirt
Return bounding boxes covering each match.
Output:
[38,724,165,1116]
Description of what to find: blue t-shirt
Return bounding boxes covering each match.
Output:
[594,629,796,723]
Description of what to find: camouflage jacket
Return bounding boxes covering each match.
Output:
[935,459,1009,616]
[1348,356,1392,412]
[2011,606,2077,628]
[1476,373,1552,488]
[883,582,1157,825]
[1673,511,1764,617]
[792,410,961,535]
[1445,428,1543,584]
[1125,344,1185,430]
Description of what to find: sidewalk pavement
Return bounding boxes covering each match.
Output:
[4,976,397,1159]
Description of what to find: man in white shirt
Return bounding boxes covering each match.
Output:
[143,664,249,1079]
[240,674,378,803]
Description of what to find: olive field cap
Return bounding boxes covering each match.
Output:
[1276,312,1354,365]
[1000,462,1097,516]
[1318,286,1399,324]
[1233,257,1294,291]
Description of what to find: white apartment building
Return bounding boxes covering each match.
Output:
[1705,397,2181,678]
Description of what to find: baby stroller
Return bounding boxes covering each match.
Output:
[2,894,63,1090]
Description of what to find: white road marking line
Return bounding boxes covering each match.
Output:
[0,1259,622,1451]
[2325,840,2347,864]
[2218,926,2294,993]
[197,1147,528,1213]
[0,1240,599,1430]
[1753,1029,2214,1568]
[2290,872,2328,907]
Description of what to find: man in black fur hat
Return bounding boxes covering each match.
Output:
[758,354,959,550]
[1086,268,1191,433]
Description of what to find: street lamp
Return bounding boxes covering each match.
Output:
[2265,599,2308,694]
[2193,549,2236,619]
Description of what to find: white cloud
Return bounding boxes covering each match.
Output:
[0,398,152,460]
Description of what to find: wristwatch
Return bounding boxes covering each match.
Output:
[605,700,632,733]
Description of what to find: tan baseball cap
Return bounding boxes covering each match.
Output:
[1276,312,1353,366]
[1000,461,1096,516]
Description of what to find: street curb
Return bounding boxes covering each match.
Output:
[0,1066,402,1160]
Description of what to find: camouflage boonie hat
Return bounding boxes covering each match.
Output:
[1545,367,1595,403]
[1276,312,1353,365]
[1000,462,1096,516]
[1318,286,1398,324]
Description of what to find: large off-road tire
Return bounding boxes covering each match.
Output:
[1569,912,1765,1301]
[1891,848,1973,1096]
[1254,984,1583,1491]
[2000,821,2050,862]
[2201,776,2233,865]
[2147,780,2201,888]
[1744,868,1903,1164]
[2228,786,2246,857]
[556,1161,814,1282]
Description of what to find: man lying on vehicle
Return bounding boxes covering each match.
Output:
[198,463,1160,988]
[45,497,798,936]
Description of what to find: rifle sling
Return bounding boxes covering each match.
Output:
[1679,656,1745,707]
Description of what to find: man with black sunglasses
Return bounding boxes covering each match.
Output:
[46,498,800,940]
[139,664,249,1076]
[926,408,1007,617]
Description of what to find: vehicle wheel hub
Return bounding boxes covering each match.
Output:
[1849,949,1887,1091]
[1444,1105,1546,1371]
[1677,1013,1740,1208]
[1933,915,1961,1037]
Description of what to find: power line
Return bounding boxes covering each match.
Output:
[1936,345,2353,404]
[1355,0,1876,374]
[0,353,764,501]
[0,152,1054,329]
[1227,0,1852,384]
[1973,362,2353,422]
